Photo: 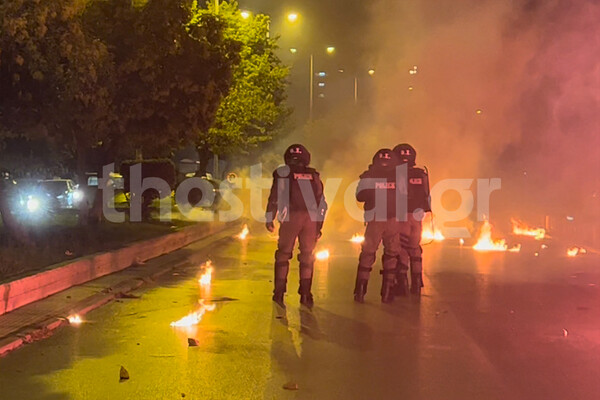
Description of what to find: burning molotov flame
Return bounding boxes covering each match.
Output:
[237,224,249,240]
[198,261,213,287]
[350,234,365,244]
[511,219,546,240]
[567,247,587,257]
[68,315,83,325]
[421,225,445,242]
[316,249,330,260]
[170,300,216,328]
[473,220,508,252]
[508,244,522,253]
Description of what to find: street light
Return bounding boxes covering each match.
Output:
[287,12,299,23]
[241,10,251,19]
[368,69,375,76]
[326,46,336,55]
[290,48,298,54]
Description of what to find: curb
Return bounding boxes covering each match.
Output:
[0,255,196,357]
[0,222,230,317]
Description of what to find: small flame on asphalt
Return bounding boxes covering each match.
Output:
[198,261,213,287]
[459,238,465,246]
[237,224,249,240]
[170,300,216,328]
[473,220,508,252]
[350,234,365,244]
[68,315,83,325]
[422,225,445,242]
[508,244,522,253]
[567,247,587,257]
[511,219,546,240]
[316,249,330,261]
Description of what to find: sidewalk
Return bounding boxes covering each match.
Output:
[0,225,237,357]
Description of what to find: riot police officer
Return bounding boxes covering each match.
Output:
[393,143,431,295]
[354,149,410,304]
[265,144,327,308]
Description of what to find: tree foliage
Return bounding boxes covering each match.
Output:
[195,1,289,155]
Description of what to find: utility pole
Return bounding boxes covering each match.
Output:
[309,54,314,121]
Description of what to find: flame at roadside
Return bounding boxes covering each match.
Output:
[316,249,330,260]
[198,261,213,287]
[170,300,216,328]
[473,220,508,252]
[237,224,249,240]
[511,219,546,240]
[350,234,365,244]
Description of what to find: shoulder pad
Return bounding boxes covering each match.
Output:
[412,166,428,175]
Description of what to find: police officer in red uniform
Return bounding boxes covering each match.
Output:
[266,144,327,308]
[354,149,410,304]
[393,143,431,295]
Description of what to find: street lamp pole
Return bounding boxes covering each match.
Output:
[309,54,314,121]
[354,76,358,105]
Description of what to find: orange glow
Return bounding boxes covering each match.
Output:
[68,315,82,325]
[170,300,216,328]
[237,224,249,240]
[198,261,214,287]
[567,247,587,257]
[508,244,522,253]
[350,233,365,244]
[316,249,330,260]
[473,220,508,252]
[459,238,465,246]
[511,218,546,240]
[421,225,445,242]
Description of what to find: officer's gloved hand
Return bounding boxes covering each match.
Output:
[265,221,275,232]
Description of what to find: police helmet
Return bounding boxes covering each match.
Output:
[284,144,311,166]
[372,148,397,169]
[393,143,417,167]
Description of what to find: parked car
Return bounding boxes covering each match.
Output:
[37,179,84,210]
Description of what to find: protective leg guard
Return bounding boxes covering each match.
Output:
[380,271,396,304]
[272,279,287,306]
[354,278,368,303]
[410,273,423,295]
[299,278,314,309]
[393,269,409,296]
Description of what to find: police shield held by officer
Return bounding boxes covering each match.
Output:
[265,144,327,309]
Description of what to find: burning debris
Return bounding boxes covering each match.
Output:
[67,315,83,325]
[508,244,522,253]
[421,225,445,242]
[473,220,508,252]
[198,261,214,287]
[350,234,365,244]
[170,300,216,328]
[459,238,465,246]
[567,247,587,257]
[316,249,330,261]
[511,219,546,240]
[237,224,249,240]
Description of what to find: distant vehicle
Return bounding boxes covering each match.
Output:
[37,179,84,210]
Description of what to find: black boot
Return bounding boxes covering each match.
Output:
[354,279,368,303]
[381,278,395,304]
[299,279,314,309]
[272,279,287,306]
[393,271,409,296]
[410,273,423,295]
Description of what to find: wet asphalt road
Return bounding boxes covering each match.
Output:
[1,226,599,400]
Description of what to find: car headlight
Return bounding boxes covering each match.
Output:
[26,197,40,213]
[73,190,83,201]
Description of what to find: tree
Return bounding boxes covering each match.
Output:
[83,0,240,159]
[0,0,114,232]
[194,1,289,156]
